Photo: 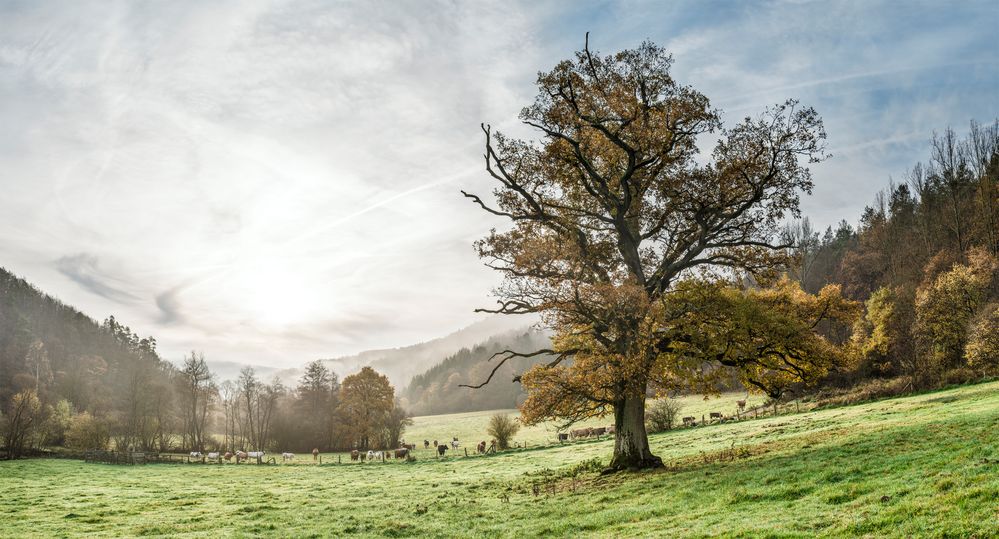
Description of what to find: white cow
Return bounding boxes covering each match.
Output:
[247,451,265,463]
[207,452,220,461]
[281,452,295,462]
[366,450,375,461]
[450,439,459,450]
[190,451,203,459]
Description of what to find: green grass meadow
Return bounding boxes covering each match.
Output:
[2,382,997,538]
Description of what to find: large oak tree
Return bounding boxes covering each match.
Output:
[463,38,843,470]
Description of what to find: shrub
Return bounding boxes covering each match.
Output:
[646,398,682,432]
[487,414,520,450]
[65,412,110,451]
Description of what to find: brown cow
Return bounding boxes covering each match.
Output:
[682,416,696,426]
[477,441,486,454]
[403,443,416,451]
[591,427,606,436]
[350,450,359,461]
[395,448,409,459]
[736,400,747,410]
[223,451,233,461]
[235,450,248,463]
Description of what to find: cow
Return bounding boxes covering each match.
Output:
[424,440,430,449]
[207,452,220,462]
[224,451,233,461]
[558,433,569,442]
[312,448,320,461]
[591,427,606,436]
[606,425,615,434]
[248,451,265,463]
[190,451,203,459]
[437,444,448,457]
[451,439,459,450]
[359,451,366,462]
[351,450,359,461]
[235,450,248,463]
[367,450,375,461]
[477,441,486,454]
[282,452,295,462]
[373,451,383,461]
[737,400,747,410]
[570,428,591,439]
[682,416,696,426]
[403,443,416,451]
[395,448,409,459]
[709,412,723,421]
[433,440,438,449]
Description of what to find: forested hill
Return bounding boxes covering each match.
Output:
[402,329,553,415]
[0,266,168,412]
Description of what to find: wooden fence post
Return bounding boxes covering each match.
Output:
[464,448,468,457]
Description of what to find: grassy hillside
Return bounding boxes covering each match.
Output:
[2,382,997,538]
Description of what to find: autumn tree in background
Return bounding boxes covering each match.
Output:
[486,413,520,450]
[337,367,395,450]
[464,37,835,470]
[3,389,40,459]
[178,351,215,452]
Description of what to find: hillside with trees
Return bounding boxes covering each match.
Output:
[402,330,553,415]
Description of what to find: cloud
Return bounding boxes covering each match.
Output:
[54,253,137,303]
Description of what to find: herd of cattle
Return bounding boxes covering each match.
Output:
[184,406,747,465]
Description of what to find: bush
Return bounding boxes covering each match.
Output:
[646,398,682,432]
[65,413,110,451]
[486,413,520,450]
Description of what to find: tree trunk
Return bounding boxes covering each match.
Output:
[607,394,663,471]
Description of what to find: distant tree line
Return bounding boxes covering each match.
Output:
[0,272,410,458]
[403,331,554,415]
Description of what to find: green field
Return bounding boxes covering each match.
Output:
[404,391,767,453]
[2,382,997,538]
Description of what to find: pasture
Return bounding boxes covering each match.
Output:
[1,382,997,538]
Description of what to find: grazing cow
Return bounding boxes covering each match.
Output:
[709,412,723,421]
[395,448,409,459]
[477,441,486,454]
[570,428,591,439]
[190,451,203,459]
[224,451,233,461]
[682,416,696,426]
[557,433,569,442]
[424,440,430,449]
[591,427,606,436]
[312,448,319,461]
[207,452,220,461]
[282,452,295,462]
[437,444,448,457]
[351,450,359,461]
[235,450,248,463]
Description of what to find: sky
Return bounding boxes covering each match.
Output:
[1,0,997,370]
